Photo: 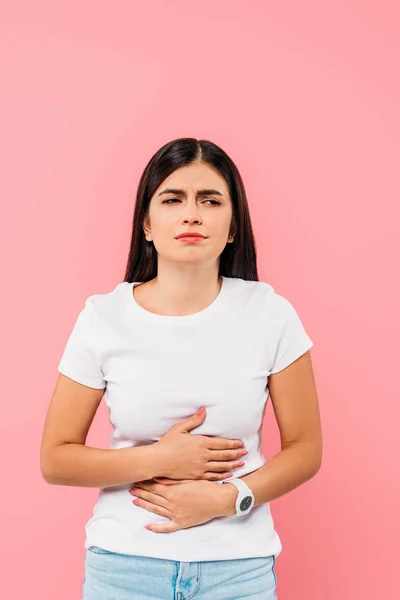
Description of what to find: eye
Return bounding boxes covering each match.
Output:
[162,198,220,205]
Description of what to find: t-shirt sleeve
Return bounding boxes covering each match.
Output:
[57,296,106,389]
[268,293,314,375]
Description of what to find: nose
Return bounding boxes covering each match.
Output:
[182,214,201,224]
[181,200,202,224]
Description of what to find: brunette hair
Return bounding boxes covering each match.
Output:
[123,137,259,282]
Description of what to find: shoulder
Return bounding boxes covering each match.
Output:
[226,276,273,299]
[228,277,307,339]
[226,280,315,374]
[228,277,291,314]
[76,283,130,339]
[84,281,128,318]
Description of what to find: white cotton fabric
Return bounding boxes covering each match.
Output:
[57,276,314,561]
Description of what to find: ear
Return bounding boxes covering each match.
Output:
[228,227,237,242]
[142,214,151,239]
[229,217,237,239]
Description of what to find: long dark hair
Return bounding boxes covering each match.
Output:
[123,137,259,283]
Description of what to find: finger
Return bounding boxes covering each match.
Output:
[203,437,244,450]
[153,477,175,485]
[153,477,191,485]
[133,498,172,518]
[205,459,245,472]
[145,521,181,533]
[202,471,233,481]
[130,482,169,499]
[130,487,169,507]
[207,448,248,460]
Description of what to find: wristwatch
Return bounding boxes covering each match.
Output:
[222,478,255,516]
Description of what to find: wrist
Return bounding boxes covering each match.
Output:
[131,443,163,481]
[216,480,238,517]
[146,442,164,479]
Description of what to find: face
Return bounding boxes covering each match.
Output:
[143,161,235,267]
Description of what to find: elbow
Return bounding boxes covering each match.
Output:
[298,439,323,476]
[40,450,59,485]
[41,465,63,485]
[311,458,322,477]
[309,442,323,475]
[40,442,67,484]
[41,468,54,484]
[40,460,56,484]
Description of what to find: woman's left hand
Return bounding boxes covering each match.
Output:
[128,476,233,533]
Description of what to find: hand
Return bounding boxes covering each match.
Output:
[154,406,247,481]
[128,477,236,533]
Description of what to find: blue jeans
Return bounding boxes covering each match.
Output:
[82,546,278,599]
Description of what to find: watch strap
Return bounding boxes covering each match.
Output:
[223,478,255,515]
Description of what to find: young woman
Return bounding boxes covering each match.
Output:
[40,137,322,599]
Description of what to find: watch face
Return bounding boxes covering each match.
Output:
[240,496,253,511]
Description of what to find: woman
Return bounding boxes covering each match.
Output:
[40,137,322,599]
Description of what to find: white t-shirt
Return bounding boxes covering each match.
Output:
[57,276,314,562]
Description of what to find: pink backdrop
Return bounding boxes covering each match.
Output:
[1,1,398,598]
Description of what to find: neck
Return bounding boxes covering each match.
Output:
[147,268,223,316]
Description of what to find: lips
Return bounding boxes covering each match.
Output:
[176,232,206,239]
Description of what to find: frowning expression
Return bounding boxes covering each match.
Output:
[143,161,234,266]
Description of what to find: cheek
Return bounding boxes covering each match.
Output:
[149,222,175,250]
[151,214,178,240]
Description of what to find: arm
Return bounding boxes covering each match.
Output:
[43,443,161,488]
[218,439,321,516]
[42,374,244,488]
[217,350,322,516]
[41,373,162,487]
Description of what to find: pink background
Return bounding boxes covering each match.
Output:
[1,1,398,598]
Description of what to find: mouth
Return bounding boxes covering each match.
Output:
[175,233,207,241]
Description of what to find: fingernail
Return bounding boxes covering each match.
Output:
[197,406,205,414]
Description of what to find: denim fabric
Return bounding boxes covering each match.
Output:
[82,546,278,599]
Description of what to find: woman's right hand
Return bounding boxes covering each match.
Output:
[154,407,247,481]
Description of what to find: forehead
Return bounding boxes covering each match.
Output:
[154,163,230,197]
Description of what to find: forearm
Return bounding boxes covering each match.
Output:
[219,442,322,516]
[42,443,161,488]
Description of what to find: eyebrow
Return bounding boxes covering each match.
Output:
[157,188,224,198]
